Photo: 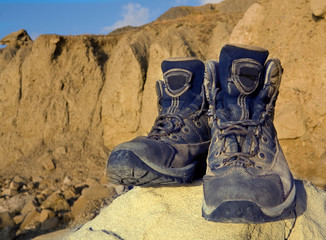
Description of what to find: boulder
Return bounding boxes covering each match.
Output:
[41,193,70,212]
[0,29,32,48]
[310,0,326,17]
[68,180,326,240]
[71,185,117,224]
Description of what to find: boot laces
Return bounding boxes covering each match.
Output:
[148,88,207,140]
[148,114,185,140]
[217,120,262,168]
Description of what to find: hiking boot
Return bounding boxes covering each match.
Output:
[107,57,211,186]
[202,44,296,223]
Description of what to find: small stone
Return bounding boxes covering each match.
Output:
[63,176,72,186]
[115,185,126,196]
[40,217,59,231]
[41,193,70,212]
[81,185,117,200]
[21,198,38,215]
[72,186,116,221]
[61,211,73,224]
[12,176,27,185]
[37,193,47,203]
[53,146,67,159]
[3,194,34,213]
[41,188,54,198]
[32,176,44,184]
[4,179,11,186]
[63,186,77,200]
[9,181,20,190]
[310,0,326,17]
[0,211,14,229]
[20,209,41,230]
[42,157,56,171]
[13,215,24,225]
[40,209,55,223]
[2,188,18,197]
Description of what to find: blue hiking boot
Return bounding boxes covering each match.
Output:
[202,44,296,223]
[107,57,211,186]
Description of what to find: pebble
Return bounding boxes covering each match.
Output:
[0,174,122,238]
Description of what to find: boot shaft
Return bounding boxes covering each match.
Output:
[156,57,205,115]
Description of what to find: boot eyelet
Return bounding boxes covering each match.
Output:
[171,135,178,140]
[195,121,202,128]
[262,136,268,143]
[213,164,220,169]
[182,127,189,133]
[259,152,265,159]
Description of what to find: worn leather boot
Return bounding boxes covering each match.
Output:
[107,57,211,186]
[202,44,296,223]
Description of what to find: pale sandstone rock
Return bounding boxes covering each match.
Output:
[72,185,116,221]
[0,211,14,229]
[68,180,326,240]
[13,215,24,225]
[0,29,32,48]
[40,209,55,223]
[40,154,56,171]
[20,209,41,230]
[229,3,265,45]
[310,0,326,17]
[41,193,70,212]
[40,217,59,231]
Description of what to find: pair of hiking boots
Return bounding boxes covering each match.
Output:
[106,44,296,223]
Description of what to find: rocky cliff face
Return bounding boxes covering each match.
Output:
[0,0,325,190]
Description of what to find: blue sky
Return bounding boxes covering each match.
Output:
[0,0,222,42]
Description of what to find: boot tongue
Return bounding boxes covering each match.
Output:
[163,68,192,97]
[158,57,205,114]
[218,44,269,121]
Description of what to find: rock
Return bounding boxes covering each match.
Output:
[40,217,59,231]
[71,186,116,224]
[13,215,24,225]
[53,146,67,160]
[39,209,55,223]
[40,154,56,171]
[67,180,326,240]
[229,3,265,45]
[62,186,77,201]
[9,180,20,191]
[41,193,70,212]
[0,226,15,240]
[3,194,34,213]
[62,176,72,187]
[310,0,326,17]
[0,29,32,48]
[2,188,18,197]
[0,211,14,229]
[20,209,41,230]
[81,185,116,200]
[21,197,38,215]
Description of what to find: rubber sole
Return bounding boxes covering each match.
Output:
[106,150,206,186]
[202,185,296,223]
